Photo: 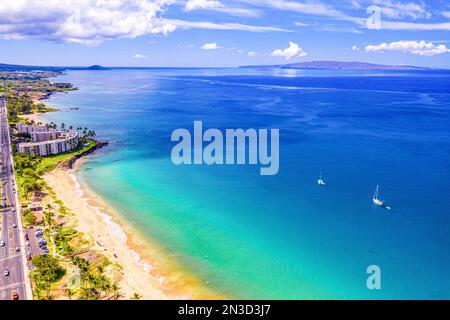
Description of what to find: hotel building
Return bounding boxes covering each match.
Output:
[16,123,79,156]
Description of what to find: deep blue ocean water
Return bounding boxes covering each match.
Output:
[42,68,450,299]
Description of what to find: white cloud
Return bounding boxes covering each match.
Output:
[248,51,257,56]
[351,0,362,9]
[372,0,431,20]
[271,41,307,60]
[201,42,220,49]
[352,45,359,51]
[133,54,147,58]
[442,11,450,19]
[184,0,260,17]
[294,22,308,27]
[241,0,347,19]
[185,0,222,11]
[365,40,450,56]
[0,0,177,44]
[378,21,450,30]
[243,0,445,32]
[0,0,286,44]
[160,18,291,32]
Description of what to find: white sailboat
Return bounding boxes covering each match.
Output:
[373,185,385,207]
[317,171,326,186]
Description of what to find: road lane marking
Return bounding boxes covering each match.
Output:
[0,254,20,262]
[0,282,25,292]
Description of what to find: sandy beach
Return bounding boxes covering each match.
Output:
[43,167,170,299]
[19,113,44,123]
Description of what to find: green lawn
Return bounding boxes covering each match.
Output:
[37,140,97,174]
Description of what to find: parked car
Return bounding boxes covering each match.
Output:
[11,290,19,300]
[11,291,19,300]
[25,233,29,241]
[3,270,9,277]
[0,240,5,247]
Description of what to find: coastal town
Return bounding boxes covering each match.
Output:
[0,68,141,300]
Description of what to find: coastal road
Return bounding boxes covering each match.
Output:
[0,98,31,300]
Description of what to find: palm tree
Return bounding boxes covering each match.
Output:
[44,203,56,256]
[63,287,75,300]
[130,293,142,300]
[110,283,121,300]
[44,204,55,228]
[100,280,111,300]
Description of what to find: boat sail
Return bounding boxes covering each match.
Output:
[317,171,326,186]
[373,185,384,207]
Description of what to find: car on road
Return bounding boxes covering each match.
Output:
[11,290,19,300]
[0,240,5,247]
[12,223,17,228]
[3,270,9,277]
[25,233,29,241]
[15,247,20,252]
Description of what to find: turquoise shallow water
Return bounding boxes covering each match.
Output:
[42,68,450,299]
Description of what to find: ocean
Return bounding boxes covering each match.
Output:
[41,68,450,299]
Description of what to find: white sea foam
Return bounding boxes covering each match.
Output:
[67,172,162,281]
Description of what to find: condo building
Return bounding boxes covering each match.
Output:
[16,122,48,135]
[16,123,79,156]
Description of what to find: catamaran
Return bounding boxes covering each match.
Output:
[317,172,326,186]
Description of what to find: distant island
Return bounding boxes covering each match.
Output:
[70,65,109,71]
[239,61,429,70]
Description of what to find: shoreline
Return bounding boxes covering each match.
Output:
[43,166,170,299]
[20,113,224,300]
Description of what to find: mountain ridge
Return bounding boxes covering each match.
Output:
[239,60,430,70]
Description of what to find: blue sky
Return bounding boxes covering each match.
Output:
[0,0,449,67]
